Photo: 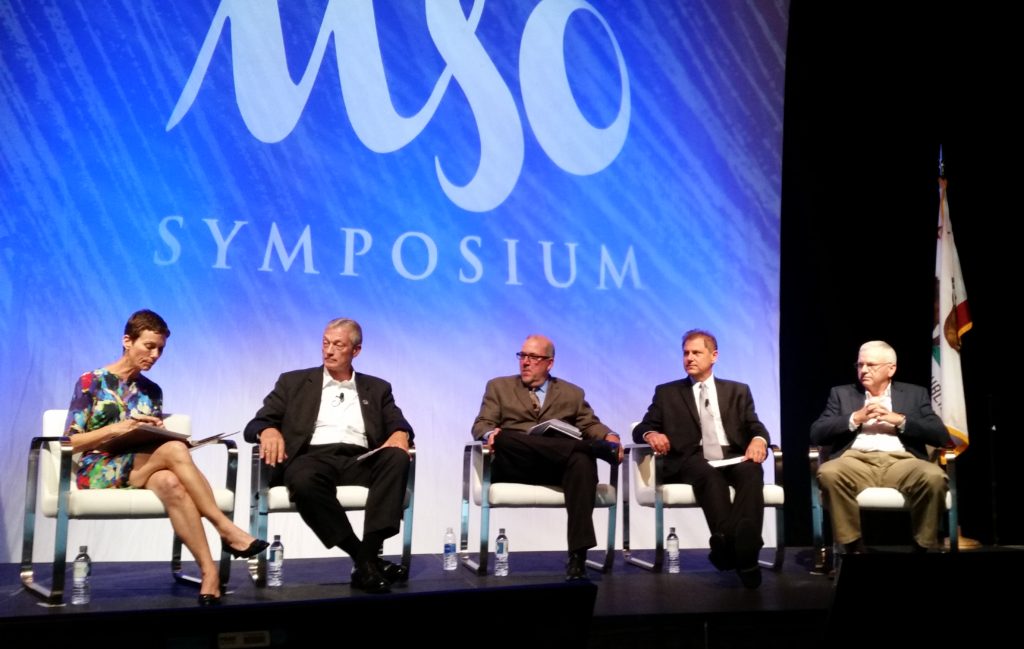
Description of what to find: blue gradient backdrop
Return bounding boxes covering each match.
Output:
[0,0,788,560]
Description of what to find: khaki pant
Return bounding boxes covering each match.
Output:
[817,449,947,548]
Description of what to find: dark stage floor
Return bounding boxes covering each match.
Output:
[2,546,1020,648]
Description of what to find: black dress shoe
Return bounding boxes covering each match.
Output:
[351,560,391,594]
[223,538,270,559]
[565,550,589,581]
[587,439,621,465]
[198,593,222,606]
[377,558,409,584]
[737,565,762,589]
[708,533,736,571]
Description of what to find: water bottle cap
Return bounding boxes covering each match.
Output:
[79,545,87,552]
[274,534,281,541]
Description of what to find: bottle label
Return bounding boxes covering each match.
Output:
[74,561,89,579]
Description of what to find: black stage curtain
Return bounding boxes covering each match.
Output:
[780,0,1018,546]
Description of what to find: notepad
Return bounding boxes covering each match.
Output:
[527,419,583,440]
[96,423,238,454]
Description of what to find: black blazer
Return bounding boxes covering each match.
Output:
[809,381,948,461]
[632,377,770,458]
[244,366,413,483]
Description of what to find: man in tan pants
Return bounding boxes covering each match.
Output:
[810,340,950,553]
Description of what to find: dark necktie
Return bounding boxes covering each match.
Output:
[529,388,541,413]
[699,382,723,460]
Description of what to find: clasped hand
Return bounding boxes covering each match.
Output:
[855,402,901,428]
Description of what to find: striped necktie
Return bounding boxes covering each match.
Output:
[700,382,723,460]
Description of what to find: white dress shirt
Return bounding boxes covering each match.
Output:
[310,368,367,447]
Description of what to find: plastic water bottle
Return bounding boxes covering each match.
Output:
[443,527,458,571]
[494,528,509,576]
[267,535,284,587]
[666,526,680,573]
[71,545,92,605]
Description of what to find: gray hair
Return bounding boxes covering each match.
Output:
[325,318,363,347]
[858,340,896,363]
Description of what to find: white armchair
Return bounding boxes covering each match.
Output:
[20,409,239,605]
[809,445,957,573]
[246,446,416,586]
[621,439,785,572]
[458,441,618,576]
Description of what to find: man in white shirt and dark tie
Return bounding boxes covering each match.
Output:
[633,329,771,588]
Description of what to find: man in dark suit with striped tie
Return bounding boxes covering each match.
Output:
[633,329,771,588]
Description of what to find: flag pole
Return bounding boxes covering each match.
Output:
[935,145,981,549]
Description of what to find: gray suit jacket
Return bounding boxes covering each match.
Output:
[244,366,413,483]
[809,381,948,461]
[471,375,612,441]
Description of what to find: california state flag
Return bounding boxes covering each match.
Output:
[931,177,972,454]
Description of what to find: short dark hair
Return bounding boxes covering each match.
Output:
[124,309,170,341]
[682,328,717,352]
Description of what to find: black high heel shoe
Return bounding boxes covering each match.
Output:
[198,593,222,606]
[222,538,270,559]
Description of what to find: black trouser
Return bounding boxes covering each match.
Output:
[284,443,409,551]
[491,431,598,552]
[661,453,765,567]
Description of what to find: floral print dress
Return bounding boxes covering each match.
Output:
[65,368,163,489]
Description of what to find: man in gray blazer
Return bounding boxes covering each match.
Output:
[472,334,622,581]
[244,318,413,594]
[810,340,949,554]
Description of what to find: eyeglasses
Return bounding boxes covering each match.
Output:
[516,352,551,363]
[855,362,892,372]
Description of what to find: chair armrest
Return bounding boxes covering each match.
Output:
[30,435,75,457]
[30,436,69,445]
[770,444,783,486]
[462,441,492,495]
[808,446,821,474]
[24,436,73,502]
[623,442,652,461]
[28,435,76,486]
[197,438,238,492]
[250,444,271,494]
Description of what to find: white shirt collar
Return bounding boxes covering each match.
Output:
[323,367,357,390]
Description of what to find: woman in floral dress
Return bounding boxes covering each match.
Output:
[65,309,267,605]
